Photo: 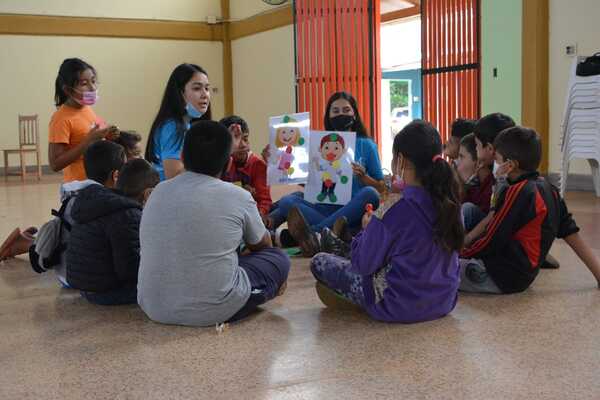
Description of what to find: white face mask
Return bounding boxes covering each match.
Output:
[493,160,510,179]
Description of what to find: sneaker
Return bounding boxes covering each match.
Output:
[332,216,352,243]
[540,254,560,269]
[287,207,320,257]
[274,227,298,248]
[320,228,351,259]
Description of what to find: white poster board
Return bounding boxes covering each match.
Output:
[267,112,310,185]
[305,131,356,205]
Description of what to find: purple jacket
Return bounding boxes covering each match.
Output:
[350,186,460,323]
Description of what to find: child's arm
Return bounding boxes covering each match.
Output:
[464,211,494,247]
[462,184,531,259]
[242,196,270,252]
[563,233,600,288]
[251,159,273,216]
[349,217,393,276]
[109,212,141,284]
[246,231,272,252]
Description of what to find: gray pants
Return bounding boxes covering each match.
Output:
[459,258,502,294]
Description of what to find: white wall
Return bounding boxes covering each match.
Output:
[549,0,600,175]
[0,0,221,21]
[0,36,224,166]
[0,1,224,167]
[230,0,284,20]
[231,25,296,154]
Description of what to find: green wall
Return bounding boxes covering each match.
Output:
[481,0,522,123]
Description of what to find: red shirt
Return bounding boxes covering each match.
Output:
[464,170,495,214]
[222,152,272,216]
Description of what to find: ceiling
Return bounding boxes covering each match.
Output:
[380,0,420,14]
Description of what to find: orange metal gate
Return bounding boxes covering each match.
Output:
[422,0,480,141]
[294,0,382,145]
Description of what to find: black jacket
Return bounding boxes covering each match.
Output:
[66,185,142,292]
[462,172,579,293]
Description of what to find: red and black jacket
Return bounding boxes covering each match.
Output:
[461,172,579,293]
[222,152,272,216]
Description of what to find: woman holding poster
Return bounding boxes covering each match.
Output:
[272,92,384,256]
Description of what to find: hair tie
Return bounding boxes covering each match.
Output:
[432,154,444,163]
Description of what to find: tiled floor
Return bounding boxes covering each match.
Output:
[1,175,599,399]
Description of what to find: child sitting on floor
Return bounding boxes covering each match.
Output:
[66,150,159,305]
[219,115,272,226]
[310,120,465,323]
[137,121,290,326]
[463,113,516,234]
[460,126,600,293]
[443,118,477,164]
[1,141,129,287]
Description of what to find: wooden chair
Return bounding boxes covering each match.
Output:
[3,115,42,181]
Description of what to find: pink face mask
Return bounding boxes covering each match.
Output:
[74,89,98,106]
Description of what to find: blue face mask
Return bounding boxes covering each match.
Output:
[186,103,204,119]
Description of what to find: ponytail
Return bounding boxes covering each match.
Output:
[393,120,465,252]
[423,155,465,252]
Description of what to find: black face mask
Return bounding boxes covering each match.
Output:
[330,115,355,131]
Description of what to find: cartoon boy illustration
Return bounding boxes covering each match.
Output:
[314,133,349,203]
[273,115,305,181]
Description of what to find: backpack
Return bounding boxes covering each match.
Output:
[29,195,74,274]
[576,53,600,77]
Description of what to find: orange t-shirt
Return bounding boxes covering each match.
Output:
[48,105,105,182]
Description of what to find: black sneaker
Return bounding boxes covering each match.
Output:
[320,228,351,259]
[276,228,298,248]
[287,207,320,257]
[540,254,560,269]
[332,216,352,243]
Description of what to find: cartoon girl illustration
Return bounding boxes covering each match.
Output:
[273,115,305,181]
[313,133,349,203]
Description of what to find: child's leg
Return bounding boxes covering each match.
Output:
[311,186,380,232]
[268,191,303,229]
[310,252,367,308]
[81,285,137,305]
[228,247,291,322]
[564,232,600,287]
[462,202,487,232]
[276,192,331,228]
[458,258,502,294]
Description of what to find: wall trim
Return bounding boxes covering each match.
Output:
[0,13,223,41]
[229,6,293,40]
[381,7,419,23]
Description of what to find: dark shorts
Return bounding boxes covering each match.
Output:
[227,247,291,322]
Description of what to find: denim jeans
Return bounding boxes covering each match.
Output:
[227,247,290,322]
[462,202,487,232]
[275,187,380,232]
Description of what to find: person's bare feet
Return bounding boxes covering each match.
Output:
[0,227,36,261]
[0,228,21,261]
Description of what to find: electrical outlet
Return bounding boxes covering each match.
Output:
[566,44,577,56]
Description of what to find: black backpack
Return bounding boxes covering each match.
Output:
[576,53,600,77]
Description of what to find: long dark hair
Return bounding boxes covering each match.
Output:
[54,58,96,107]
[323,91,369,138]
[393,120,465,252]
[145,63,212,163]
